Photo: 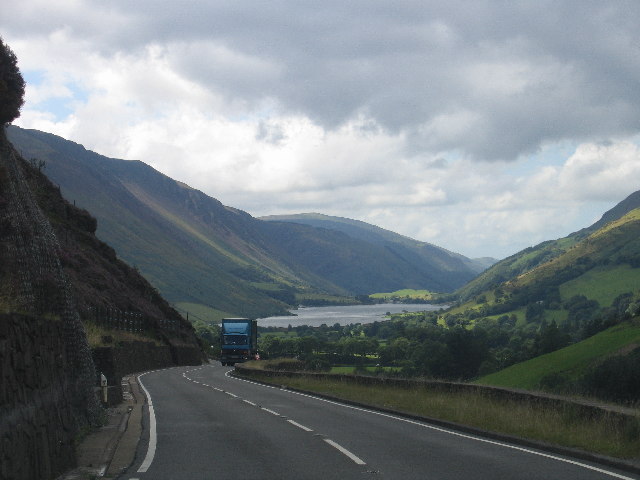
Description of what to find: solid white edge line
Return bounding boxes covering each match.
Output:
[137,372,157,473]
[228,371,636,480]
[287,419,313,432]
[323,438,366,465]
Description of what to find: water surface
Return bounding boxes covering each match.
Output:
[258,303,443,328]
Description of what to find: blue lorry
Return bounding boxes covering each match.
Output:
[220,318,258,366]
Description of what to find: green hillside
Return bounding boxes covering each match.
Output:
[477,321,640,390]
[456,193,640,303]
[434,205,640,400]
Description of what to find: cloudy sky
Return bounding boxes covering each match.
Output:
[2,1,640,259]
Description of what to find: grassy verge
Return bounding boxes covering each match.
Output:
[240,370,640,460]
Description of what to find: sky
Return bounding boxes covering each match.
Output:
[2,1,640,260]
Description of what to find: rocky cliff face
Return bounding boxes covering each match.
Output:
[0,128,102,480]
[0,128,203,480]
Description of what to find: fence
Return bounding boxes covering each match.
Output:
[82,305,186,334]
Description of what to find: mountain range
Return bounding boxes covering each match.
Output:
[7,126,486,319]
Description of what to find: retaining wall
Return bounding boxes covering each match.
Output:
[0,314,87,480]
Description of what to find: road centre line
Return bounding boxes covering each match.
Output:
[287,419,313,432]
[323,438,367,465]
[227,368,636,480]
[184,367,369,469]
[261,407,281,416]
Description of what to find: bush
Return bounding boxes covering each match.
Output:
[0,37,25,124]
[579,347,640,403]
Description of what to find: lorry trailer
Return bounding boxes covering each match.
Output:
[220,318,258,366]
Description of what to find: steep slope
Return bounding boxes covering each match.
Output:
[2,129,202,348]
[456,190,640,302]
[8,126,482,318]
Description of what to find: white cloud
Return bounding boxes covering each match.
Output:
[4,1,640,260]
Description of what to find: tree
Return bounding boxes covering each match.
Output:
[0,37,25,125]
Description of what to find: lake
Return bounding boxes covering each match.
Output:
[258,303,443,328]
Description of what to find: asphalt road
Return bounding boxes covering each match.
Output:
[118,363,639,480]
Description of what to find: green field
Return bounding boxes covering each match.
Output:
[559,265,640,307]
[477,321,640,390]
[370,289,434,300]
[175,302,232,324]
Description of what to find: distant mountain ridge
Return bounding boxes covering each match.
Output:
[456,189,640,302]
[7,126,483,318]
[261,213,494,275]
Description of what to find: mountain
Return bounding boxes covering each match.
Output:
[456,190,640,303]
[261,213,494,275]
[7,126,483,319]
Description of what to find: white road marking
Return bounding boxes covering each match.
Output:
[287,419,313,432]
[228,369,637,480]
[323,438,367,465]
[261,407,280,416]
[243,399,257,406]
[137,372,157,473]
[225,392,238,398]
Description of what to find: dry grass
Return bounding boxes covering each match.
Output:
[244,372,640,460]
[83,321,162,347]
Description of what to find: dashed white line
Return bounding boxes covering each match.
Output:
[287,419,313,432]
[261,407,280,416]
[323,439,366,465]
[225,392,238,398]
[243,399,257,406]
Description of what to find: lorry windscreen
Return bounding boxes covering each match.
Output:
[223,334,248,345]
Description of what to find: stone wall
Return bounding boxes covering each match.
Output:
[0,314,88,480]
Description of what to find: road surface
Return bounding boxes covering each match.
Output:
[118,363,639,480]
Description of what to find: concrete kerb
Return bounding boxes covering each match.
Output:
[230,369,640,477]
[105,376,144,476]
[56,375,144,480]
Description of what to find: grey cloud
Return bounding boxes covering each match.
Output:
[8,0,640,161]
